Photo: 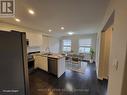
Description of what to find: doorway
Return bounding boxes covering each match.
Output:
[100,27,113,79]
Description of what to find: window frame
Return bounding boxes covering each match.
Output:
[62,39,72,52]
[79,39,92,53]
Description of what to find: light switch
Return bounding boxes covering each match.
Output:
[113,59,119,70]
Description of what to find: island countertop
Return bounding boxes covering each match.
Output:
[33,53,65,78]
[34,53,65,59]
[48,54,65,59]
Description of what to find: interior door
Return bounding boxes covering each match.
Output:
[99,27,112,79]
[104,27,112,78]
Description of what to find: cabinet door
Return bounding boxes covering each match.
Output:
[33,55,40,69]
[58,57,65,77]
[41,57,48,71]
[42,36,49,50]
[26,32,42,47]
[34,55,48,71]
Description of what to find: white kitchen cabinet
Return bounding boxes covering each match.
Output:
[33,55,48,72]
[42,36,49,50]
[57,57,65,78]
[34,54,65,78]
[26,32,42,47]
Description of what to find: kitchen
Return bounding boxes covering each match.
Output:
[26,31,66,78]
[0,0,110,94]
[31,52,65,78]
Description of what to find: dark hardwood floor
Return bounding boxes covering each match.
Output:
[29,63,108,95]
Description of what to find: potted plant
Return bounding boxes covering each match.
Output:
[89,48,95,63]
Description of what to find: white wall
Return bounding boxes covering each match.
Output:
[96,31,101,78]
[96,0,127,95]
[42,35,60,53]
[60,33,97,56]
[107,0,127,95]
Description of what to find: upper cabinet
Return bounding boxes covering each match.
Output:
[42,35,50,50]
[26,32,42,47]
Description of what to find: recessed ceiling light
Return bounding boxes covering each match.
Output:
[68,32,74,35]
[61,27,64,30]
[15,18,21,22]
[28,9,35,15]
[48,29,52,32]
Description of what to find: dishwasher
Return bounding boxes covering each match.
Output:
[48,57,57,75]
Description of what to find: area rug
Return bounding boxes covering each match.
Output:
[65,62,87,73]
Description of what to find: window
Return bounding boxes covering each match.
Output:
[63,40,71,52]
[79,39,92,53]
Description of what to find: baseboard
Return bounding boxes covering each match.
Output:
[103,76,109,80]
[97,75,104,80]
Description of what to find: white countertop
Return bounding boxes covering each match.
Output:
[48,54,64,59]
[34,53,65,59]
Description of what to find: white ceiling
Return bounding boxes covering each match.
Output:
[0,0,109,36]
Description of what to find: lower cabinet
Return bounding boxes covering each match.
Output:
[34,55,48,72]
[57,57,65,77]
[33,54,65,78]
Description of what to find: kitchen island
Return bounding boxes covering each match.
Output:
[33,53,65,78]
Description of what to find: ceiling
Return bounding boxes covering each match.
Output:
[0,0,110,36]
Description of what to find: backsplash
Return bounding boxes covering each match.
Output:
[27,46,41,53]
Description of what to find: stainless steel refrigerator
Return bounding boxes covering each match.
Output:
[0,30,29,95]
